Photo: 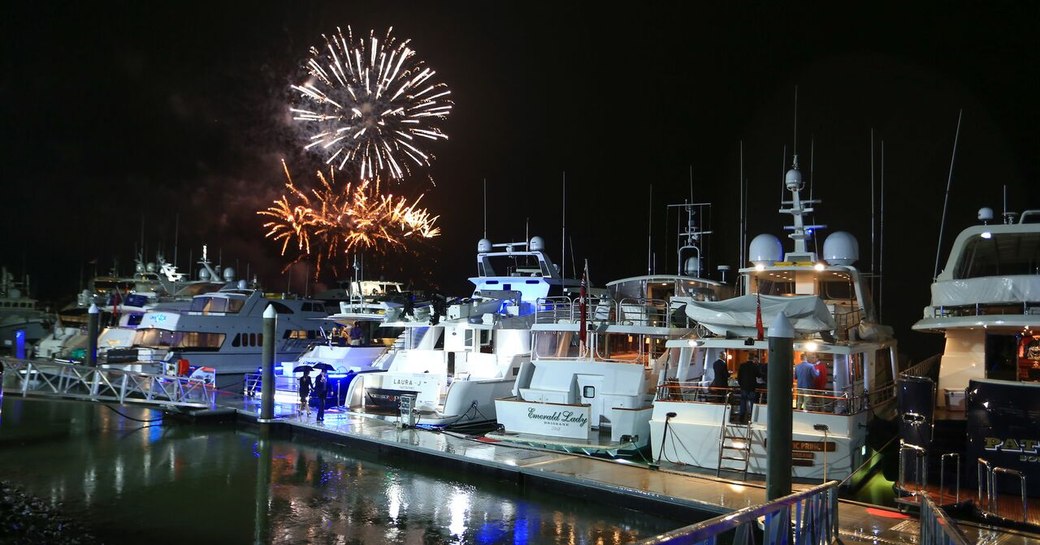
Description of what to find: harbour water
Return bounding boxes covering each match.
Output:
[0,397,691,544]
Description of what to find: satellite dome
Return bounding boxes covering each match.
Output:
[199,268,211,281]
[237,279,247,290]
[477,238,492,253]
[135,262,145,273]
[749,234,783,266]
[8,288,21,299]
[785,166,803,191]
[683,256,701,277]
[529,236,545,252]
[223,267,236,282]
[978,207,994,222]
[146,262,156,273]
[823,231,859,266]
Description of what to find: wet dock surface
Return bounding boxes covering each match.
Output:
[212,396,1040,544]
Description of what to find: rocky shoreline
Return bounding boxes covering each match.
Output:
[0,481,102,544]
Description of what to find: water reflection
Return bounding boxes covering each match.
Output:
[0,398,684,544]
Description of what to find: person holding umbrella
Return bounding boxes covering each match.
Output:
[296,366,313,417]
[314,367,329,422]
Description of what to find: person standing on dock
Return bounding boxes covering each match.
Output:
[314,369,328,422]
[298,371,313,417]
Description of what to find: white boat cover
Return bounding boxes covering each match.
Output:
[931,276,1040,307]
[679,294,836,337]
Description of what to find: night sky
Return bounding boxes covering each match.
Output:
[2,2,1037,361]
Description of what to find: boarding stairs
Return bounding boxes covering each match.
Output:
[0,356,217,410]
[717,391,753,480]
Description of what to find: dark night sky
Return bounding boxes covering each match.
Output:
[2,2,1037,361]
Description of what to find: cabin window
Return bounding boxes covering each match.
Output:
[173,332,225,349]
[232,334,241,347]
[248,333,256,346]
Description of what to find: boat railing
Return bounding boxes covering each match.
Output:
[535,296,672,327]
[656,381,872,415]
[900,354,941,381]
[926,300,1040,319]
[831,306,862,341]
[632,480,839,545]
[977,458,1031,523]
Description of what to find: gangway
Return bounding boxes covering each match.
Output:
[0,356,217,410]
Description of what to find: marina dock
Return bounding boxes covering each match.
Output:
[215,394,1039,545]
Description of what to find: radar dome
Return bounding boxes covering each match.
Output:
[978,207,994,222]
[683,256,701,277]
[477,238,492,253]
[529,236,545,252]
[146,262,156,273]
[8,288,21,299]
[135,262,145,273]
[199,268,211,281]
[223,267,236,282]
[785,166,803,190]
[237,279,247,290]
[749,234,783,266]
[823,231,859,266]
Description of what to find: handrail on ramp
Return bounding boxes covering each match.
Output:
[634,480,840,545]
[1,356,216,409]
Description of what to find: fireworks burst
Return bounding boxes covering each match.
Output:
[290,26,453,181]
[259,161,441,276]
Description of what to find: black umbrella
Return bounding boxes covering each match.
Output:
[293,364,313,374]
[312,363,335,372]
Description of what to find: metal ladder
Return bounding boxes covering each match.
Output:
[717,392,752,479]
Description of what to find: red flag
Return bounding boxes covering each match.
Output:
[579,261,588,347]
[755,292,764,341]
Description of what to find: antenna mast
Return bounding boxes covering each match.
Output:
[561,172,566,278]
[933,109,963,280]
[879,140,886,322]
[647,185,653,275]
[483,178,487,239]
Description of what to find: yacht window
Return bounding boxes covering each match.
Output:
[232,334,241,347]
[533,330,579,359]
[249,333,257,346]
[174,332,225,350]
[954,232,1040,278]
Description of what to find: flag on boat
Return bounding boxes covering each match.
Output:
[755,291,764,341]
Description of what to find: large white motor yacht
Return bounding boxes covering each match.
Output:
[649,156,899,486]
[342,235,580,429]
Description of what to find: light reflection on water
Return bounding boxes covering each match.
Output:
[0,398,687,544]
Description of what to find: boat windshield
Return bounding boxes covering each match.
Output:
[953,232,1040,279]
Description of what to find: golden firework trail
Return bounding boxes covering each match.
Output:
[290,26,453,181]
[259,161,440,276]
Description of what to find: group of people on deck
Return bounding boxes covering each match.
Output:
[708,351,828,422]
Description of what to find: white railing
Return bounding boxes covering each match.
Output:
[1,356,216,409]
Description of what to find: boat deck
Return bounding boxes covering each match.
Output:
[209,396,1040,544]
